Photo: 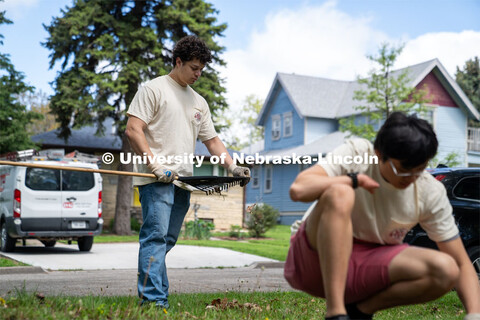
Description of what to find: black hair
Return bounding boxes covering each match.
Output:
[172,35,212,66]
[373,112,438,169]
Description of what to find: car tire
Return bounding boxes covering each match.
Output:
[41,240,56,248]
[77,236,93,252]
[1,222,16,252]
[467,245,480,281]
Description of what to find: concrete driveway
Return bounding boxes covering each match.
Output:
[1,241,277,270]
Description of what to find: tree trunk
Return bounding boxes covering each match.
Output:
[113,135,133,235]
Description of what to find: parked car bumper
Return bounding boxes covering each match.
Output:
[8,217,103,238]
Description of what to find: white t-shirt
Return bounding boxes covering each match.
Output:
[303,138,458,245]
[127,75,217,186]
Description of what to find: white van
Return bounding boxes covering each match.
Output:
[0,160,103,252]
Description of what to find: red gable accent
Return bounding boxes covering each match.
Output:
[415,72,458,108]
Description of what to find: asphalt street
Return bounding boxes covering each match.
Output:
[0,241,291,297]
[0,264,290,297]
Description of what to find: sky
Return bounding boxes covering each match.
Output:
[1,0,480,122]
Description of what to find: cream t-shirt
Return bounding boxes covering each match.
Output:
[127,75,217,186]
[313,138,458,245]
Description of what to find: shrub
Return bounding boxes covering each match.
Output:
[182,220,215,240]
[245,203,279,238]
[130,217,142,233]
[228,225,245,239]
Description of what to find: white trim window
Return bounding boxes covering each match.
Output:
[264,165,273,193]
[283,112,293,137]
[251,166,260,188]
[272,115,281,141]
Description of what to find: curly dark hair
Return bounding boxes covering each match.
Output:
[374,112,438,169]
[172,35,212,66]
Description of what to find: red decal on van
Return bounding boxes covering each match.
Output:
[63,202,74,208]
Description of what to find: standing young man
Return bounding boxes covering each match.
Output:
[125,35,249,308]
[285,112,480,320]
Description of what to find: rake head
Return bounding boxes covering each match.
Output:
[177,176,250,195]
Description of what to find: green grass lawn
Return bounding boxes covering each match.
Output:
[95,225,292,261]
[0,291,466,320]
[0,256,28,267]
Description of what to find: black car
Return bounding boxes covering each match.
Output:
[404,167,480,278]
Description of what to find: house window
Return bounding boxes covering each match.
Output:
[251,166,260,188]
[272,115,281,141]
[283,112,293,137]
[264,165,273,193]
[418,107,435,127]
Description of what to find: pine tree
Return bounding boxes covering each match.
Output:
[0,7,41,154]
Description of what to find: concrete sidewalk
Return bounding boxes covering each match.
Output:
[1,241,277,270]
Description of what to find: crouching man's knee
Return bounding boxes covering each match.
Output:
[429,253,460,292]
[319,184,355,217]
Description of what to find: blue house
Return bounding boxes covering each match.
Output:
[245,59,480,225]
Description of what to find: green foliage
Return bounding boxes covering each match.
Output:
[182,220,215,240]
[0,9,42,153]
[340,43,431,141]
[20,90,60,135]
[130,217,142,233]
[0,257,29,267]
[228,225,245,239]
[246,204,279,238]
[43,0,228,140]
[455,56,480,126]
[429,151,462,168]
[219,94,264,150]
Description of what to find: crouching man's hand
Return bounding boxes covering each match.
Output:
[359,173,380,194]
[228,164,250,186]
[147,162,177,183]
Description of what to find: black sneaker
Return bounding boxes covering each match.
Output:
[345,303,373,320]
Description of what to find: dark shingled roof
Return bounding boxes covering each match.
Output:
[32,118,239,157]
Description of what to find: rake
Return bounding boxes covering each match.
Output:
[0,160,250,195]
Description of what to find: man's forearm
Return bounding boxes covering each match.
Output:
[203,136,233,168]
[456,263,480,314]
[125,125,154,164]
[290,173,354,202]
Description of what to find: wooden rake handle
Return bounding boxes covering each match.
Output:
[0,160,156,179]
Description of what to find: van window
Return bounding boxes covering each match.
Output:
[26,168,60,191]
[62,171,94,191]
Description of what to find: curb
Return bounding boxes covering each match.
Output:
[250,261,285,269]
[0,266,46,275]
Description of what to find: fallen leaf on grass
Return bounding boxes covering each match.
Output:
[184,311,198,319]
[0,297,7,308]
[206,298,262,312]
[35,293,45,302]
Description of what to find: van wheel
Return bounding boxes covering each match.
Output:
[467,246,480,281]
[1,222,16,252]
[78,236,93,252]
[41,240,56,248]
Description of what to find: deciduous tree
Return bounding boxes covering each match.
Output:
[455,57,479,126]
[340,43,430,141]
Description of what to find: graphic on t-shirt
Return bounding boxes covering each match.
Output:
[194,111,202,123]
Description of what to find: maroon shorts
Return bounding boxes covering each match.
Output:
[284,222,408,304]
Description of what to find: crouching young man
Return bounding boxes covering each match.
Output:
[285,112,480,320]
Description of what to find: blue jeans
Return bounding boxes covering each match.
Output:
[137,182,191,305]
